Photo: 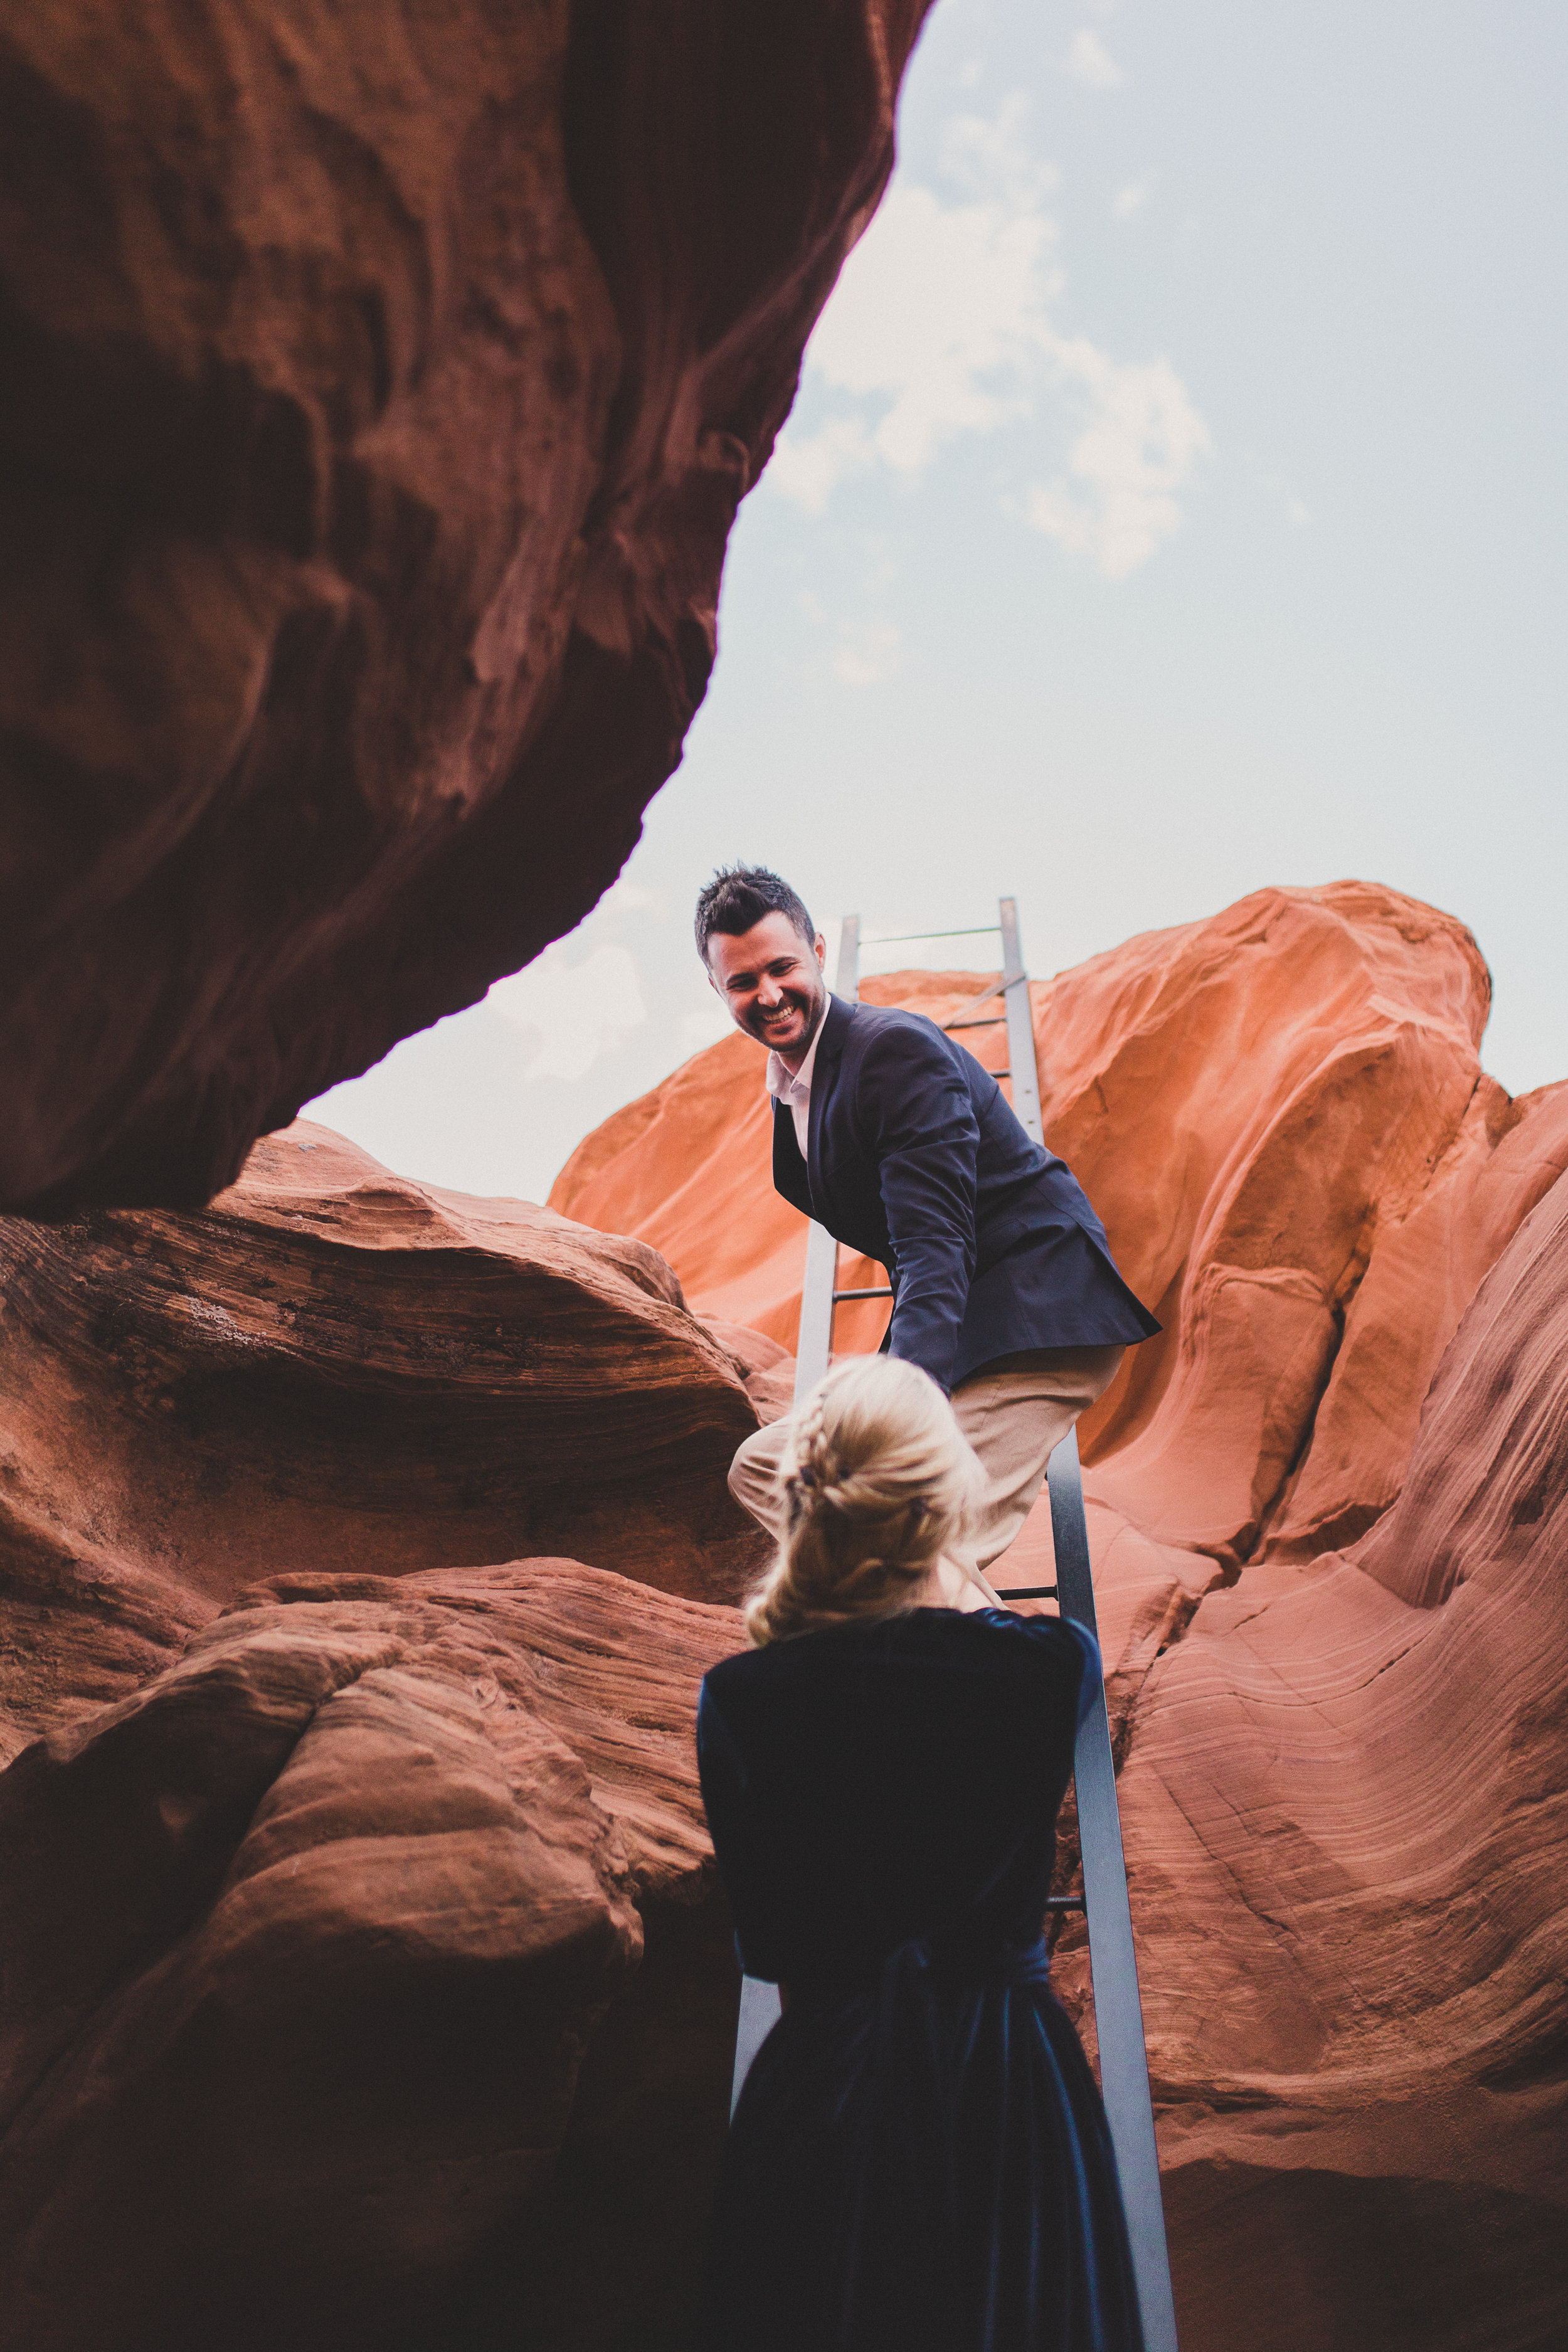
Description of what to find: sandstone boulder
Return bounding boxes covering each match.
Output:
[0,0,931,1214]
[0,1120,765,1762]
[0,1557,743,2352]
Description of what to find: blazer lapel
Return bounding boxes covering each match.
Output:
[805,995,854,1214]
[772,1101,812,1217]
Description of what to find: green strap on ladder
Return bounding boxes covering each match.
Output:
[728,899,1179,2352]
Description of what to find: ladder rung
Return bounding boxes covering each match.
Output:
[863,924,1002,945]
[832,1286,894,1301]
[945,1015,1007,1030]
[994,1584,1057,1599]
[1044,1895,1087,1912]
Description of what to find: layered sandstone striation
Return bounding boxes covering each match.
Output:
[0,1119,767,1764]
[0,0,931,1215]
[0,1559,743,2352]
[554,881,1568,2349]
[1135,1169,1568,2352]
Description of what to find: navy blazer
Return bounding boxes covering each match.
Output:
[773,995,1159,1392]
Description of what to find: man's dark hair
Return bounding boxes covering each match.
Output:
[694,865,815,964]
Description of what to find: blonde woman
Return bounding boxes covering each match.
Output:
[693,1355,1143,2352]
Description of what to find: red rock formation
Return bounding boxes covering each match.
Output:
[1125,1168,1568,2352]
[554,881,1568,2347]
[551,882,1568,1687]
[0,1558,743,2352]
[0,0,931,1216]
[4,882,1565,2350]
[0,1119,766,1764]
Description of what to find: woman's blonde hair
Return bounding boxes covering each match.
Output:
[744,1355,985,1646]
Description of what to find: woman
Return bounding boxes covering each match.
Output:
[694,1356,1145,2352]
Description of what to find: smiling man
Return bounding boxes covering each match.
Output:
[696,864,1160,1586]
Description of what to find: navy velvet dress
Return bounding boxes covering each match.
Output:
[694,1608,1145,2352]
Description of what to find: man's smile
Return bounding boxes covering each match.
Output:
[756,999,810,1039]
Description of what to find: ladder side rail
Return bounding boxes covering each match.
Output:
[732,914,863,2116]
[1001,893,1178,2350]
[792,1222,840,1404]
[1048,1436,1180,2352]
[997,894,1044,1143]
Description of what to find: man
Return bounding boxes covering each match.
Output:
[697,863,1160,1585]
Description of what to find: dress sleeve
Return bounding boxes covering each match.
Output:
[696,1675,787,1983]
[1056,1616,1105,1733]
[985,1609,1104,1734]
[859,1022,980,1396]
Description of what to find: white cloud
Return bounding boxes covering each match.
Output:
[681,997,733,1059]
[596,876,658,914]
[767,94,1210,583]
[832,618,903,687]
[940,92,1059,211]
[1027,347,1212,578]
[772,132,1061,508]
[1066,29,1123,90]
[769,416,876,516]
[1112,174,1153,220]
[487,943,646,1083]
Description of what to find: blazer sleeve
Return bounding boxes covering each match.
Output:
[857,1022,980,1394]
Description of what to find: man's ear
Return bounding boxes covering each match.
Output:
[813,931,827,970]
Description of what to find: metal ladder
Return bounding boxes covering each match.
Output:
[728,898,1179,2352]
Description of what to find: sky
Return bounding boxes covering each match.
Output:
[312,0,1568,1205]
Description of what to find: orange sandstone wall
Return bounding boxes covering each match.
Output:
[552,881,1568,1674]
[551,878,1568,2349]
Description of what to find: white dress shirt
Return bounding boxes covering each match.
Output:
[765,993,834,1157]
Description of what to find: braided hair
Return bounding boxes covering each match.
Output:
[744,1357,985,1646]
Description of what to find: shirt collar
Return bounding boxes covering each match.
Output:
[765,992,832,1100]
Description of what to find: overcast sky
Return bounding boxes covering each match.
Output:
[312,0,1568,1205]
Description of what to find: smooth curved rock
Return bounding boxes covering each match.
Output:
[1109,1167,1568,2352]
[551,882,1568,1682]
[0,0,931,1214]
[0,1120,765,1762]
[0,1557,743,2352]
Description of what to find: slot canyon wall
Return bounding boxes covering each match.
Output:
[1,881,1564,2350]
[0,0,931,1216]
[1,7,1564,2346]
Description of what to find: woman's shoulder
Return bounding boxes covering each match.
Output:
[919,1606,1101,1692]
[702,1607,1099,1700]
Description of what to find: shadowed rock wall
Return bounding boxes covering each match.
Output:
[0,1559,743,2352]
[0,0,931,1214]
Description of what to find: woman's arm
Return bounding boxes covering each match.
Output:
[696,1677,789,1983]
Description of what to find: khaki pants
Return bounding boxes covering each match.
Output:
[727,1345,1125,1577]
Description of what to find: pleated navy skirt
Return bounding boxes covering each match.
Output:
[694,1933,1145,2352]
